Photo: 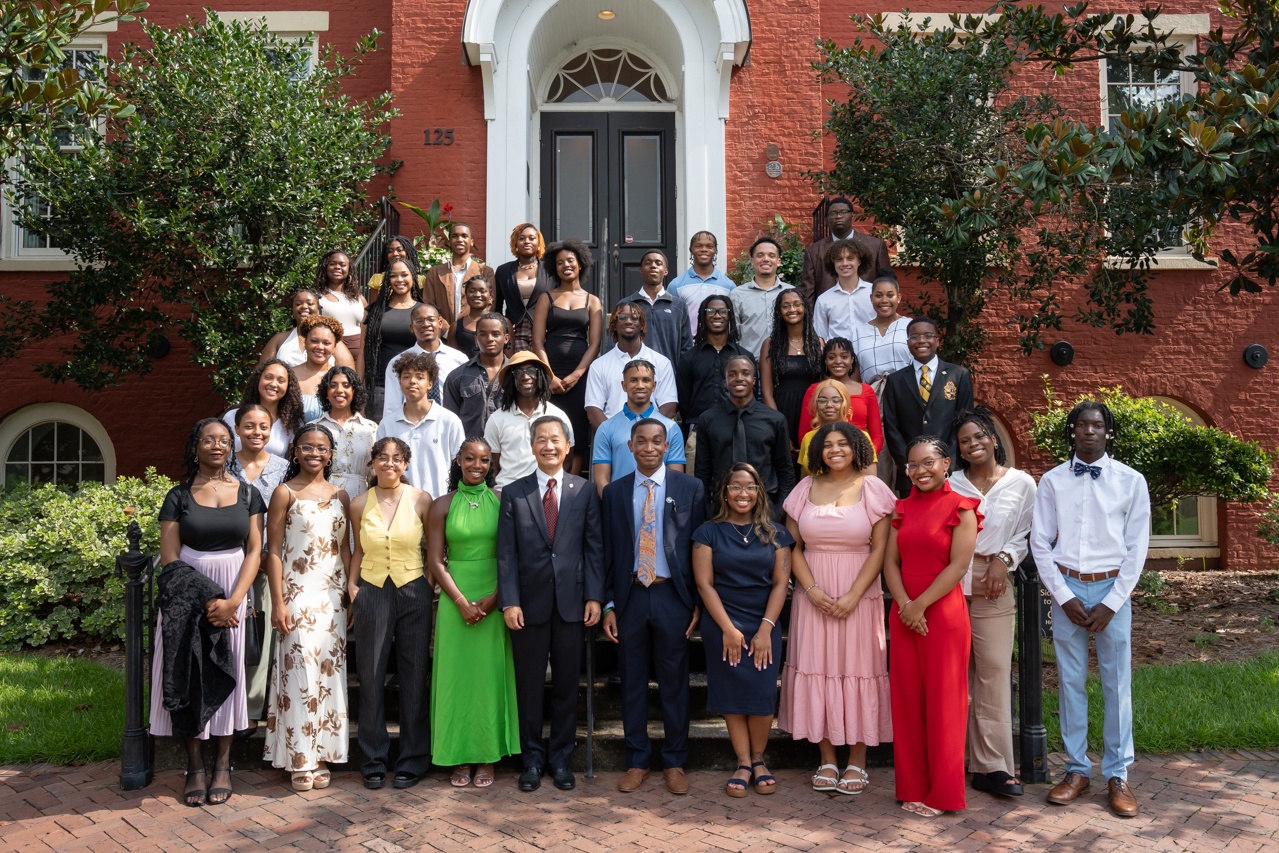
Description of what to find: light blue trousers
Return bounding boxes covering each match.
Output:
[1050,574,1134,781]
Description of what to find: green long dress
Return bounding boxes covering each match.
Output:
[430,482,520,765]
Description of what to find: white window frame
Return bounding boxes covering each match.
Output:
[1145,396,1218,552]
[0,402,118,487]
[216,11,328,73]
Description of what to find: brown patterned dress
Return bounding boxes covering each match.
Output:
[264,497,349,770]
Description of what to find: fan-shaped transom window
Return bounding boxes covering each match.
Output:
[546,48,671,104]
[5,421,105,489]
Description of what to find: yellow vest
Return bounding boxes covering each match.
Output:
[359,488,425,588]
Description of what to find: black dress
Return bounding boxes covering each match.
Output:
[544,301,591,448]
[450,320,479,357]
[774,353,821,446]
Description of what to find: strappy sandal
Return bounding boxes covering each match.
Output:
[207,766,234,805]
[182,769,207,807]
[451,765,473,787]
[291,770,315,792]
[836,765,869,796]
[726,765,752,798]
[751,761,777,794]
[312,764,331,790]
[902,801,944,817]
[473,765,494,788]
[812,764,839,792]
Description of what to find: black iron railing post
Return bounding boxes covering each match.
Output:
[116,512,155,790]
[1016,554,1049,784]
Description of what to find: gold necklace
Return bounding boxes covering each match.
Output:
[729,522,753,544]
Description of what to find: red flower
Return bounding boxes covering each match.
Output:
[442,203,454,213]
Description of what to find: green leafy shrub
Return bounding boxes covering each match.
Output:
[726,214,808,288]
[0,469,173,649]
[1257,491,1279,547]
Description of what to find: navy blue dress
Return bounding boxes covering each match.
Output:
[694,520,795,716]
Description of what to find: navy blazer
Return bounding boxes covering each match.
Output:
[496,470,605,625]
[601,467,706,615]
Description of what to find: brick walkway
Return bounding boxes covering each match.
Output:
[2,752,1277,852]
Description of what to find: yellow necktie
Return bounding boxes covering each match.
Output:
[919,365,932,402]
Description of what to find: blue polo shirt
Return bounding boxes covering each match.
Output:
[592,403,685,480]
[668,267,735,333]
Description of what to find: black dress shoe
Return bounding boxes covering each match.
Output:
[550,767,575,790]
[232,726,257,739]
[363,773,386,790]
[392,772,420,789]
[518,767,543,791]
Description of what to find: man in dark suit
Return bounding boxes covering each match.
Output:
[497,415,604,792]
[800,197,893,304]
[880,316,974,496]
[600,418,706,796]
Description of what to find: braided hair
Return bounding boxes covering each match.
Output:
[767,289,822,388]
[181,418,233,483]
[501,360,551,412]
[906,435,951,482]
[284,423,336,481]
[693,294,740,345]
[240,359,306,435]
[1065,400,1117,456]
[447,436,498,492]
[819,337,859,380]
[952,406,1007,471]
[363,256,423,390]
[314,249,360,301]
[319,366,368,415]
[380,236,420,276]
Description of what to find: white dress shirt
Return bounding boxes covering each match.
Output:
[382,342,467,416]
[950,468,1037,595]
[373,402,465,498]
[1030,454,1151,613]
[852,317,912,385]
[913,355,940,391]
[484,402,576,489]
[583,342,678,418]
[310,411,378,498]
[813,279,875,340]
[729,278,794,358]
[535,465,565,510]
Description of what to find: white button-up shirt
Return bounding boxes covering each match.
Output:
[311,411,378,498]
[1030,454,1151,613]
[913,355,940,391]
[374,402,465,498]
[852,317,912,385]
[950,468,1037,595]
[383,342,467,416]
[583,342,678,418]
[484,402,576,489]
[729,278,794,359]
[813,279,875,341]
[535,465,565,510]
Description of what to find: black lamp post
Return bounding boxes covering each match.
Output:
[1016,554,1049,784]
[116,511,154,790]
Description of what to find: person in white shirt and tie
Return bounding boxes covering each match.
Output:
[812,240,875,341]
[1030,401,1150,819]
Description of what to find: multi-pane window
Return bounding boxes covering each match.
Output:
[4,421,105,489]
[546,48,672,105]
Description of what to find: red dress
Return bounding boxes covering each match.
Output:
[890,481,982,811]
[799,382,883,451]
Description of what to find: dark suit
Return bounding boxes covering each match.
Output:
[800,231,893,304]
[493,260,555,332]
[880,360,974,496]
[496,470,604,770]
[602,469,705,770]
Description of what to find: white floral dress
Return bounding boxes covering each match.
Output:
[264,496,349,770]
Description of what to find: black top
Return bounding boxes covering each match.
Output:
[677,340,754,425]
[449,320,479,357]
[693,399,796,507]
[493,260,555,328]
[159,481,267,553]
[374,306,418,382]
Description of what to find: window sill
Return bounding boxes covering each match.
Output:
[1148,546,1220,558]
[0,258,79,271]
[1104,255,1218,270]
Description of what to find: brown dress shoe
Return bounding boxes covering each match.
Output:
[618,768,650,793]
[1046,771,1091,804]
[663,767,689,795]
[1108,778,1139,817]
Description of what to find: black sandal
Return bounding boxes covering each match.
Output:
[972,770,1024,797]
[751,761,777,795]
[207,765,234,805]
[182,769,207,807]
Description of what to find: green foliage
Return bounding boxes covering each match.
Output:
[0,654,126,764]
[0,0,147,168]
[0,13,398,398]
[0,469,171,649]
[1257,491,1279,546]
[1029,381,1275,510]
[725,214,808,287]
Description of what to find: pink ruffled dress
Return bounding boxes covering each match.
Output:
[778,475,896,746]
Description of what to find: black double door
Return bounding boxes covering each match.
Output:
[540,112,677,309]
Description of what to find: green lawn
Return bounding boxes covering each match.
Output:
[1044,652,1279,753]
[0,654,126,764]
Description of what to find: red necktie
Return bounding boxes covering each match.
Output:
[543,478,558,547]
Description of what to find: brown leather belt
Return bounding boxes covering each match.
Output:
[1058,565,1121,583]
[633,575,668,584]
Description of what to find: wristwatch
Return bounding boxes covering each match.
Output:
[995,551,1015,568]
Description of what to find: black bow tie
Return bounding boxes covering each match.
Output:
[1073,462,1102,480]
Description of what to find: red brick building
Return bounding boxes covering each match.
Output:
[1,1,1275,569]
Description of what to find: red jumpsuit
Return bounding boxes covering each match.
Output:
[890,481,982,811]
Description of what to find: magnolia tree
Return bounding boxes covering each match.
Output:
[1,13,398,398]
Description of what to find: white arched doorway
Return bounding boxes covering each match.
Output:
[462,0,750,300]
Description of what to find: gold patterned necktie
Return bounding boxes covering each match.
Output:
[919,365,932,402]
[636,479,657,587]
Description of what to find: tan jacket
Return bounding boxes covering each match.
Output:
[423,259,496,322]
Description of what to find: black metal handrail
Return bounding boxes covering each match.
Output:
[812,196,831,243]
[351,197,400,300]
[117,513,156,790]
[1016,553,1050,784]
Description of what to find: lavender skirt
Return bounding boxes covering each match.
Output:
[149,546,249,738]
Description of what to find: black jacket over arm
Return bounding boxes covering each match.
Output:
[157,560,237,738]
[601,469,706,616]
[880,359,974,495]
[496,471,605,625]
[493,260,555,329]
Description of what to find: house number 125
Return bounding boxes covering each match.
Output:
[425,128,455,145]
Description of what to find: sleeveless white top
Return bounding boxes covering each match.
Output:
[320,290,364,334]
[276,327,335,369]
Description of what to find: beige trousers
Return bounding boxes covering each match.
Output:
[966,565,1016,776]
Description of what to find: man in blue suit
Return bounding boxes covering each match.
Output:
[601,418,706,795]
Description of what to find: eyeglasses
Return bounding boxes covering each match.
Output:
[725,484,759,494]
[703,307,730,316]
[374,454,406,464]
[410,317,438,327]
[200,438,232,449]
[904,457,944,473]
[298,444,332,455]
[907,333,938,342]
[511,366,540,377]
